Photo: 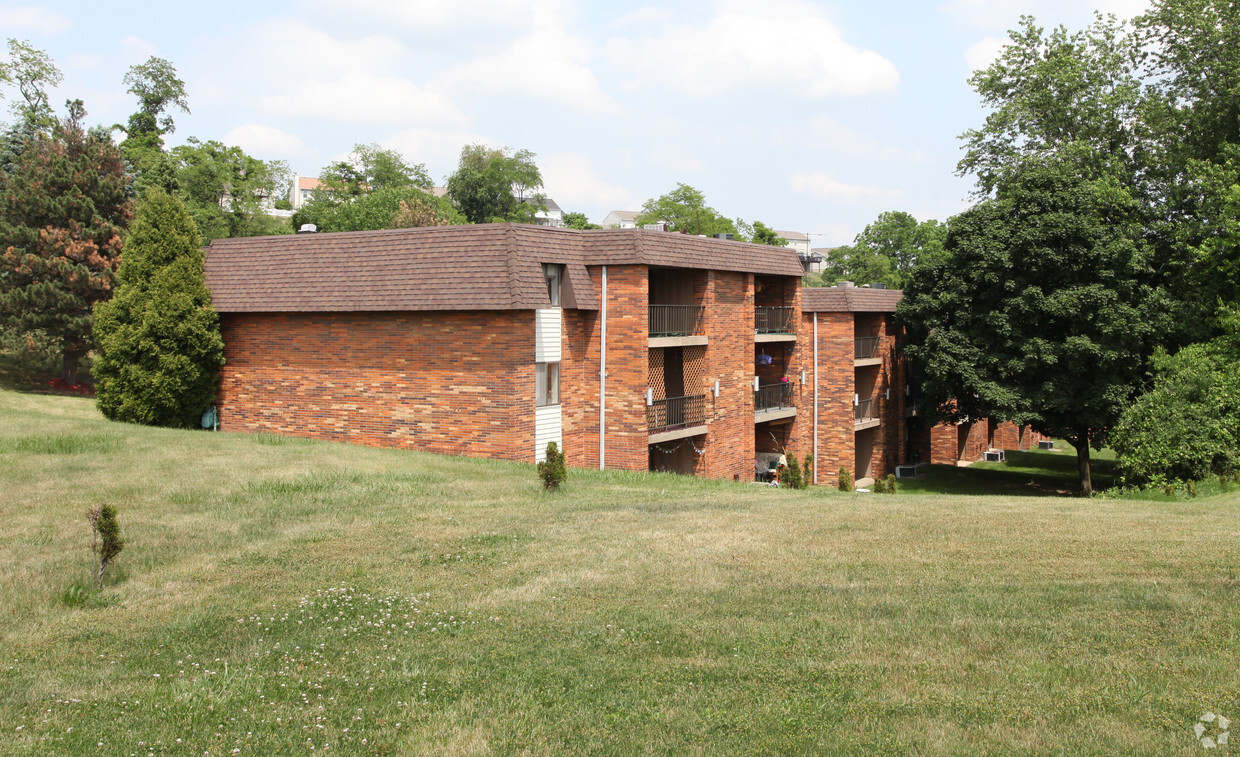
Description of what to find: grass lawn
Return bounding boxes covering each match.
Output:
[2,386,1238,756]
[897,446,1119,497]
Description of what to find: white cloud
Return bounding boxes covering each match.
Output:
[965,35,1007,72]
[302,0,555,30]
[438,15,618,114]
[223,124,315,162]
[539,153,637,212]
[649,144,703,174]
[380,128,497,180]
[120,35,159,64]
[250,21,412,78]
[777,116,929,163]
[0,5,71,34]
[605,0,899,99]
[260,74,468,126]
[789,171,902,203]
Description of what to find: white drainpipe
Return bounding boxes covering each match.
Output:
[599,266,607,470]
[813,311,819,485]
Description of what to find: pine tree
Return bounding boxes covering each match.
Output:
[93,188,224,427]
[0,100,132,384]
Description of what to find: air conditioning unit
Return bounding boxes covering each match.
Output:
[895,464,918,479]
[984,450,1005,462]
[1038,440,1055,450]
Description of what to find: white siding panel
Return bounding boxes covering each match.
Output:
[534,405,563,462]
[535,308,562,363]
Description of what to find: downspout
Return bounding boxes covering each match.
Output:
[813,312,819,485]
[599,266,607,470]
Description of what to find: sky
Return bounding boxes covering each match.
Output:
[2,0,1151,247]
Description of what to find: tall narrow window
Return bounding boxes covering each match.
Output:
[536,362,560,406]
[542,263,562,307]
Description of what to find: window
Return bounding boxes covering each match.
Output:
[536,362,560,407]
[542,263,562,307]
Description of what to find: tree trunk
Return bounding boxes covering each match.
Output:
[1070,431,1093,497]
[61,345,80,386]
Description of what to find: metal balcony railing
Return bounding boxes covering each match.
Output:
[647,394,708,433]
[755,382,795,412]
[855,337,880,360]
[649,305,705,337]
[755,306,795,335]
[854,397,878,422]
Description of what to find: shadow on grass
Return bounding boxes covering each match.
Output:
[0,350,93,396]
[897,448,1117,497]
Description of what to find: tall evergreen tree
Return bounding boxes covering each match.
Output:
[0,99,131,384]
[93,188,223,427]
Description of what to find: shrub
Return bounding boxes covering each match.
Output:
[1112,315,1240,486]
[87,505,124,587]
[93,188,224,428]
[872,476,888,493]
[803,454,814,486]
[838,467,852,492]
[783,455,803,490]
[537,442,567,491]
[885,474,898,494]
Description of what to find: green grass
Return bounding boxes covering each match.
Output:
[897,446,1119,497]
[2,387,1238,755]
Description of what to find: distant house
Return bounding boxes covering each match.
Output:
[532,197,563,227]
[290,176,321,210]
[602,210,640,229]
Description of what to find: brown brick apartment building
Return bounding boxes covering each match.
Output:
[204,224,1039,485]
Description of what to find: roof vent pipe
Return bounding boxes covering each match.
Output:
[297,224,318,234]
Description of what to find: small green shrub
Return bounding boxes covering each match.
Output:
[838,468,852,492]
[537,442,567,491]
[87,505,124,587]
[872,476,888,493]
[803,454,814,486]
[885,474,897,494]
[783,455,803,490]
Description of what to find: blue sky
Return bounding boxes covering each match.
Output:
[2,0,1148,246]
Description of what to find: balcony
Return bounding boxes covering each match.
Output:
[649,305,707,346]
[755,382,796,422]
[854,397,880,429]
[855,336,881,365]
[755,306,795,342]
[648,394,709,442]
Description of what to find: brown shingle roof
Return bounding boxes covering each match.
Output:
[801,286,902,313]
[205,224,803,313]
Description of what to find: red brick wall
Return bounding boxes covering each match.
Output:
[217,311,535,460]
[802,311,855,486]
[702,270,756,480]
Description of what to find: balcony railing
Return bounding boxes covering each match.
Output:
[755,306,795,335]
[649,305,705,337]
[854,397,878,422]
[855,337,880,360]
[648,394,708,433]
[755,382,795,412]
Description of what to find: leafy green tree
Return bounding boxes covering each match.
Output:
[320,143,431,197]
[750,221,788,246]
[116,57,189,196]
[304,186,465,233]
[445,144,544,223]
[562,211,600,230]
[0,100,132,384]
[0,38,62,131]
[958,14,1144,196]
[635,183,740,238]
[898,152,1160,495]
[824,211,945,289]
[1111,308,1240,487]
[170,137,284,241]
[93,188,223,427]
